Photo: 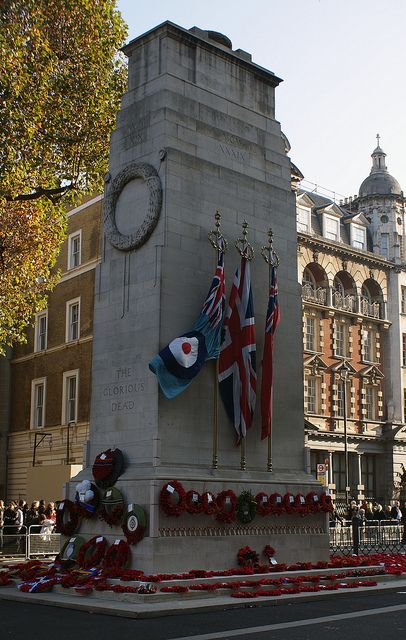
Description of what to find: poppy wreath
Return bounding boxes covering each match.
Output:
[92,448,125,489]
[306,491,321,514]
[55,499,80,536]
[320,492,334,513]
[236,490,257,524]
[215,489,237,523]
[103,539,131,570]
[201,491,217,515]
[263,545,276,561]
[100,487,125,526]
[237,546,259,567]
[295,493,308,516]
[255,492,271,516]
[283,492,296,514]
[77,535,108,569]
[269,492,284,515]
[185,490,204,514]
[75,480,100,519]
[160,480,186,517]
[122,504,146,545]
[57,535,85,566]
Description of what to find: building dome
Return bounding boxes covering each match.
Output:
[358,136,402,198]
[359,172,402,197]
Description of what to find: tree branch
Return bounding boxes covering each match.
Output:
[5,184,74,203]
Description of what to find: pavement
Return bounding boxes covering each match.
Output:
[1,570,406,619]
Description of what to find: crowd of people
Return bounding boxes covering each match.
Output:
[331,499,405,527]
[0,499,57,548]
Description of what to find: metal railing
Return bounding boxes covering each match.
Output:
[302,284,327,305]
[333,291,356,312]
[0,525,61,559]
[330,520,404,556]
[360,297,381,319]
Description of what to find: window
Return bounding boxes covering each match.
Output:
[306,376,322,414]
[62,370,79,424]
[34,310,47,352]
[335,321,349,357]
[403,334,406,367]
[31,378,46,429]
[305,316,316,351]
[365,386,377,420]
[297,207,310,233]
[381,233,389,258]
[401,287,406,314]
[68,231,82,269]
[352,224,366,250]
[337,380,351,417]
[324,215,339,241]
[361,455,376,499]
[66,298,80,342]
[362,328,374,362]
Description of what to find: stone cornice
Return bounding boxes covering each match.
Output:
[123,21,283,87]
[298,232,394,270]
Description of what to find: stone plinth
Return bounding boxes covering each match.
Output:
[71,21,329,571]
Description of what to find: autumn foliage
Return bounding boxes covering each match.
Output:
[0,0,127,351]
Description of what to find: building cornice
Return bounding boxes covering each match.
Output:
[298,232,394,270]
[11,335,93,365]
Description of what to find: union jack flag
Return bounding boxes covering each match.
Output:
[260,265,280,439]
[218,258,256,441]
[201,250,226,334]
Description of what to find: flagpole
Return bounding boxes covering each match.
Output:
[261,228,280,472]
[235,220,255,471]
[208,211,227,469]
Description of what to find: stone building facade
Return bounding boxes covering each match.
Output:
[3,195,102,502]
[298,140,406,506]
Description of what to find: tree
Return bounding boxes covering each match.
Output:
[0,0,127,352]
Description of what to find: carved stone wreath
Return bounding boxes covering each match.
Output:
[104,162,163,251]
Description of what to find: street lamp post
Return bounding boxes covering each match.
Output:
[340,361,350,505]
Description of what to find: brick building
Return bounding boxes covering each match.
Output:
[2,195,102,502]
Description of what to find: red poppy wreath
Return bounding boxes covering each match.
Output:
[160,480,186,517]
[55,499,80,537]
[77,535,108,569]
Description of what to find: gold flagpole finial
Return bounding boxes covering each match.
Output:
[261,227,280,267]
[235,219,254,260]
[208,210,228,254]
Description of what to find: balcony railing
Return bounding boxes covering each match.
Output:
[333,291,356,313]
[302,284,327,305]
[360,297,381,319]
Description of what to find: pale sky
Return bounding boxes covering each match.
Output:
[117,0,406,200]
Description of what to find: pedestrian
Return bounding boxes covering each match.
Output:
[391,500,402,521]
[38,499,46,516]
[25,501,40,530]
[44,502,56,522]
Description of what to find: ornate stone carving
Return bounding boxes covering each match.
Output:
[104,162,163,251]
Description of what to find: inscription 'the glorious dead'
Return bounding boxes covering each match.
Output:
[103,367,145,413]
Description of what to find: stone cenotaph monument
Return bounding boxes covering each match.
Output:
[78,22,329,572]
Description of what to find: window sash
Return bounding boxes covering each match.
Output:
[403,334,406,367]
[36,314,47,351]
[66,376,77,423]
[307,378,317,413]
[365,386,375,420]
[69,234,81,269]
[305,317,315,351]
[352,225,366,249]
[402,287,406,314]
[69,303,79,341]
[34,384,44,428]
[297,207,310,232]
[325,216,339,240]
[335,323,347,357]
